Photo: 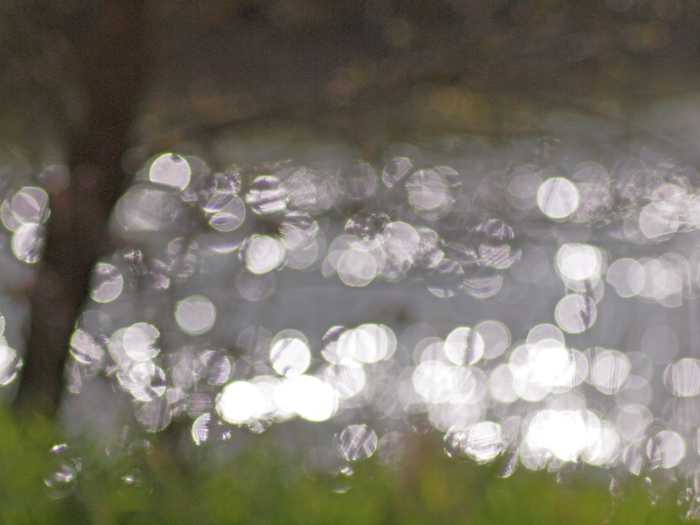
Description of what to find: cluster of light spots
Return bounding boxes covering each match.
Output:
[113,152,521,303]
[507,339,586,402]
[0,186,49,263]
[326,216,517,296]
[524,410,600,463]
[406,168,452,218]
[606,258,644,297]
[445,422,504,463]
[118,363,165,405]
[582,421,620,466]
[280,215,322,270]
[475,320,510,359]
[323,238,363,284]
[89,263,123,303]
[96,322,172,428]
[413,360,482,404]
[175,295,216,335]
[216,381,267,424]
[607,255,688,307]
[639,181,695,241]
[335,242,378,287]
[213,325,400,430]
[506,166,542,210]
[318,159,517,294]
[640,201,679,239]
[216,329,342,426]
[324,221,425,287]
[590,349,630,394]
[444,327,484,365]
[45,143,700,494]
[275,375,338,421]
[246,175,288,214]
[617,404,653,443]
[208,197,245,232]
[216,373,339,425]
[199,169,244,232]
[323,364,366,399]
[322,324,396,365]
[382,157,412,188]
[237,191,326,298]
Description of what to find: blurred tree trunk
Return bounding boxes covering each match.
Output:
[12,0,151,418]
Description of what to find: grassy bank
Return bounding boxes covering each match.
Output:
[0,407,689,525]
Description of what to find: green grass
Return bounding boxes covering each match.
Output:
[0,408,690,524]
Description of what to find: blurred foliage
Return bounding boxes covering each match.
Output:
[0,406,689,524]
[5,0,700,157]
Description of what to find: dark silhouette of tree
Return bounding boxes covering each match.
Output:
[11,0,151,417]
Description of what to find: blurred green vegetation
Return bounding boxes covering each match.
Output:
[0,406,689,525]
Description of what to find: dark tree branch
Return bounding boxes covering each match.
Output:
[13,0,151,418]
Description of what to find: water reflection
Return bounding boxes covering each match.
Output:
[9,139,700,508]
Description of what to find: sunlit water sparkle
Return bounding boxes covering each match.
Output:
[9,134,700,515]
